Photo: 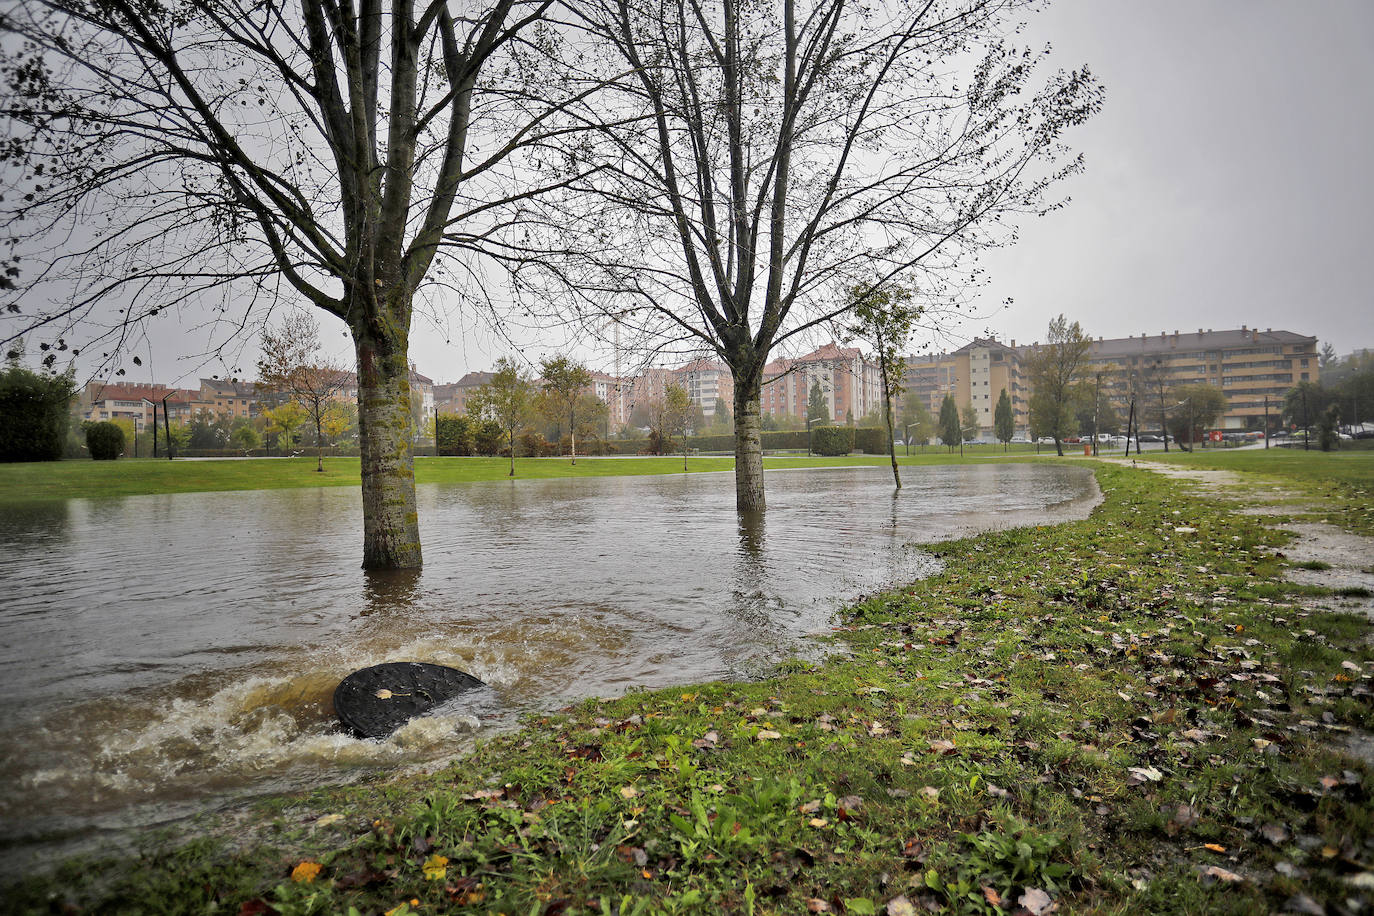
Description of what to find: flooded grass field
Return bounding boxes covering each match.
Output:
[0,463,1096,867]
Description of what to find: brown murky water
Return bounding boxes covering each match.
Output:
[0,463,1096,867]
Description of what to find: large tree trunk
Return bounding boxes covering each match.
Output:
[733,382,765,512]
[353,324,423,570]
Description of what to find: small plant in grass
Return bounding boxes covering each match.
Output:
[1293,559,1332,571]
[926,825,1075,914]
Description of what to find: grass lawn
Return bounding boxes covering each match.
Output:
[0,449,1037,504]
[6,461,1371,915]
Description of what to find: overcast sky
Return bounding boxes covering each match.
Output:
[27,0,1374,386]
[969,0,1374,355]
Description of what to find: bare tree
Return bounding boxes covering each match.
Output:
[524,0,1101,511]
[257,311,351,471]
[1024,314,1091,456]
[1,0,596,568]
[844,286,917,488]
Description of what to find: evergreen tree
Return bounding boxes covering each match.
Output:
[807,381,829,425]
[938,395,961,450]
[994,389,1014,450]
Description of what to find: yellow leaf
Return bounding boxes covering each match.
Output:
[422,853,449,881]
[375,689,393,699]
[291,861,322,883]
[619,786,639,799]
[1203,843,1226,853]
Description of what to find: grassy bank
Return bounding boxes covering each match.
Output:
[6,461,1371,915]
[0,451,1027,504]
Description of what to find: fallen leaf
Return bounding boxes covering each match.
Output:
[422,853,449,881]
[1203,843,1227,853]
[1283,894,1326,915]
[1126,765,1163,784]
[290,861,322,883]
[918,786,940,801]
[313,813,344,827]
[374,689,393,699]
[928,739,956,755]
[756,729,782,740]
[1018,887,1054,914]
[619,786,639,799]
[982,886,1002,907]
[1260,823,1289,846]
[1201,865,1243,884]
[806,900,830,913]
[886,895,916,916]
[809,817,829,828]
[799,799,822,815]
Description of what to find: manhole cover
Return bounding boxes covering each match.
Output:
[333,662,487,738]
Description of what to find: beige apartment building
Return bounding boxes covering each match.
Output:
[1051,327,1319,431]
[903,338,1029,437]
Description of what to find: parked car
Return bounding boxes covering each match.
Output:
[1138,434,1163,442]
[1063,436,1081,444]
[1010,436,1031,444]
[1036,436,1056,445]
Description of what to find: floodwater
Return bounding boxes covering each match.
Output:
[0,463,1096,868]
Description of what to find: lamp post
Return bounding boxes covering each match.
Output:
[905,422,919,456]
[1264,396,1270,449]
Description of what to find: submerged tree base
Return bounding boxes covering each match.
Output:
[7,459,1374,914]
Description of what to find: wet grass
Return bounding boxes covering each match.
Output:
[5,463,1371,915]
[0,451,1038,504]
[1150,448,1374,536]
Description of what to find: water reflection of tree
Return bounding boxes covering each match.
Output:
[359,569,422,619]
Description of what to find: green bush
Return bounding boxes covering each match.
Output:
[85,421,126,460]
[436,414,475,456]
[0,366,76,462]
[472,419,504,456]
[811,425,854,456]
[852,426,890,454]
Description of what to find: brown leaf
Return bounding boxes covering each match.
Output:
[928,739,956,755]
[982,886,1002,907]
[900,838,925,859]
[1201,865,1243,884]
[1259,823,1289,846]
[806,899,831,913]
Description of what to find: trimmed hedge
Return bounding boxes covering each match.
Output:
[811,425,854,456]
[687,430,810,452]
[852,426,891,455]
[85,421,126,460]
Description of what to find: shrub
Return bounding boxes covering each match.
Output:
[472,419,504,456]
[518,430,554,457]
[852,426,890,454]
[811,425,854,456]
[0,366,76,462]
[436,414,475,456]
[85,421,126,460]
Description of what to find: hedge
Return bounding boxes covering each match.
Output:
[0,366,75,462]
[811,425,854,456]
[852,426,892,455]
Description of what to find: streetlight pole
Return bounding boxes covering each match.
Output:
[1264,396,1269,449]
[1092,372,1101,457]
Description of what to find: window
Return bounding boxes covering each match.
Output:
[1300,358,1309,368]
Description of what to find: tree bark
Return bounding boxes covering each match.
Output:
[733,382,765,512]
[354,324,422,570]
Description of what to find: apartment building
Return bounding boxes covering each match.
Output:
[675,358,734,418]
[78,382,201,430]
[433,370,495,417]
[1063,327,1319,430]
[759,342,882,423]
[903,338,1029,437]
